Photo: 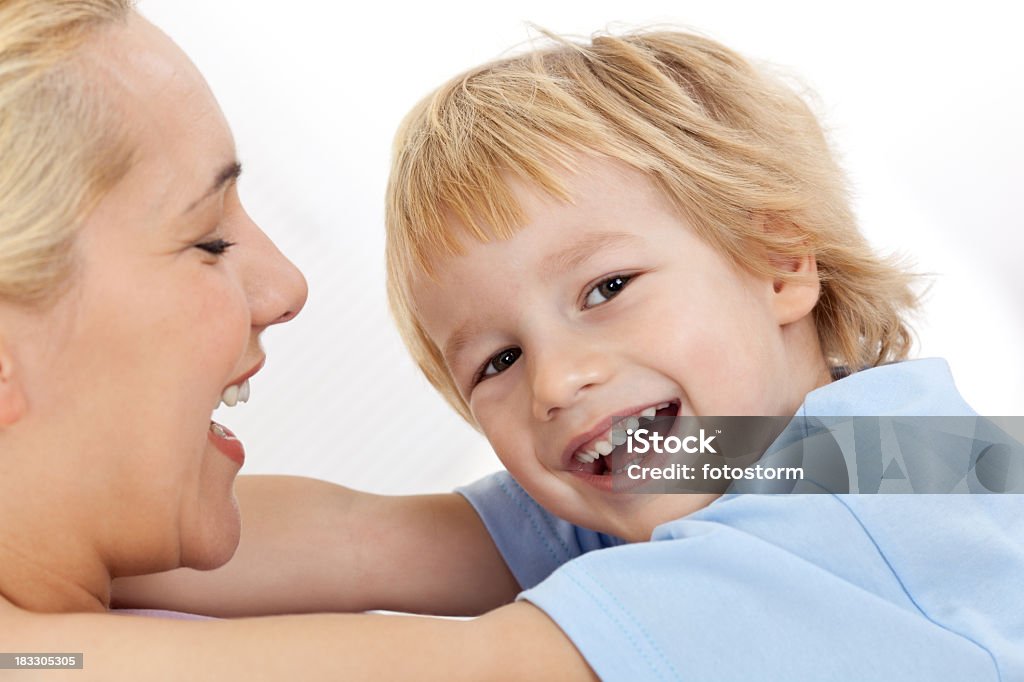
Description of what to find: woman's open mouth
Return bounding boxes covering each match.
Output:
[208,420,245,466]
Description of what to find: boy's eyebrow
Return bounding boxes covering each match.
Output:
[541,231,641,278]
[443,231,642,369]
[443,320,483,371]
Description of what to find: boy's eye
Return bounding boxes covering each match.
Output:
[583,274,632,308]
[195,238,236,257]
[478,347,522,382]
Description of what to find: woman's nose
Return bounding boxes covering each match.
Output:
[529,334,612,421]
[243,220,308,329]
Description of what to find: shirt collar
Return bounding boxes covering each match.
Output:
[799,358,974,417]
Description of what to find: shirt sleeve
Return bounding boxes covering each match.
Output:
[455,471,624,590]
[516,494,998,682]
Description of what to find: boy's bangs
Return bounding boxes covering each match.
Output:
[388,70,625,281]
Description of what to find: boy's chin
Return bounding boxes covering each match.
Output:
[574,494,720,542]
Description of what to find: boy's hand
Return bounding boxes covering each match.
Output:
[111,475,520,617]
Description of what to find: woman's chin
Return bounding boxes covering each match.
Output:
[179,494,242,571]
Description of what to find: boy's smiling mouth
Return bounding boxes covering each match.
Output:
[562,400,680,477]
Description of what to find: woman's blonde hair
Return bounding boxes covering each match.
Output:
[0,0,135,305]
[386,29,918,423]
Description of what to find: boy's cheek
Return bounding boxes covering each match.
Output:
[486,425,549,484]
[475,416,520,466]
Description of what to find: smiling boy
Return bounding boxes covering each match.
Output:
[382,29,1021,678]
[409,155,832,541]
[114,28,1023,680]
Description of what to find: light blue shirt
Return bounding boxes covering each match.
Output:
[457,359,1024,681]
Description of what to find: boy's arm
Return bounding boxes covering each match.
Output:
[111,475,519,617]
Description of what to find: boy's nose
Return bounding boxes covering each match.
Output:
[244,221,308,329]
[529,339,612,421]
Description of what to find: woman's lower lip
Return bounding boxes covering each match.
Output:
[208,421,245,466]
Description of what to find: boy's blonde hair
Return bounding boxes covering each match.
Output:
[0,0,135,306]
[386,29,918,424]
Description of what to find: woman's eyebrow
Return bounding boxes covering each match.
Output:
[540,231,640,279]
[183,161,242,214]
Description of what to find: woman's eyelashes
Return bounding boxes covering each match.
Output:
[195,238,236,257]
[583,273,633,308]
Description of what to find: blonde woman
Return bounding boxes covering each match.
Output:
[0,1,585,679]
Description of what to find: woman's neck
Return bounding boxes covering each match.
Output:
[0,518,110,613]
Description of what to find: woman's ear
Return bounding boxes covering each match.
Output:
[770,252,821,326]
[0,338,27,426]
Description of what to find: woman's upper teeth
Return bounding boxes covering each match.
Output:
[219,379,251,408]
[573,402,672,464]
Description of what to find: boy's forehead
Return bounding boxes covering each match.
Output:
[409,156,685,296]
[409,161,673,324]
[508,155,666,219]
[429,156,671,257]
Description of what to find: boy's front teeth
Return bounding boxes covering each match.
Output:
[219,379,251,408]
[573,402,675,464]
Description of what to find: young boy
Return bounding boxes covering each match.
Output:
[115,29,1022,680]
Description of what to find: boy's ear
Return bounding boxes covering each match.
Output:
[754,215,821,326]
[769,252,821,326]
[0,337,27,427]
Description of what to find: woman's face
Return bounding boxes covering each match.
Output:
[10,15,307,574]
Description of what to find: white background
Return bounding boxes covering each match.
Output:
[141,0,1023,494]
